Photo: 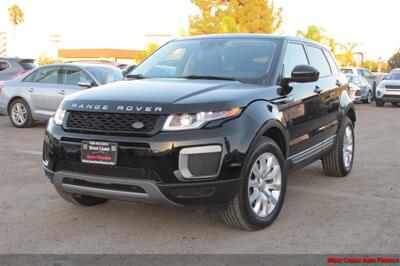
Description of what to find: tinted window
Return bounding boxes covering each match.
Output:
[86,67,123,85]
[131,39,279,84]
[305,46,331,77]
[0,62,10,71]
[62,67,93,85]
[324,50,339,74]
[282,43,308,78]
[18,60,36,70]
[24,66,60,83]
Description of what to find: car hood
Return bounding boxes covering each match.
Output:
[379,80,400,86]
[62,78,280,114]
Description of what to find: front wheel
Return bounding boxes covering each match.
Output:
[221,137,286,230]
[364,91,373,104]
[322,117,354,177]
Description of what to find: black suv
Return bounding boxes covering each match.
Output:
[43,35,356,230]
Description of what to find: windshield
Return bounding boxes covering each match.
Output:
[387,72,400,80]
[130,38,279,84]
[86,67,123,85]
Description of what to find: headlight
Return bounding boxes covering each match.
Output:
[53,108,66,125]
[162,108,241,131]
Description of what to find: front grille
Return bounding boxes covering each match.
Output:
[383,95,400,100]
[65,111,162,135]
[187,152,221,177]
[386,85,400,90]
[55,161,162,182]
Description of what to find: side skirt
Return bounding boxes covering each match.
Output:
[286,135,336,172]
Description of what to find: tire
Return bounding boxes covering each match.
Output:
[322,117,354,177]
[221,137,287,230]
[363,91,372,104]
[8,98,34,128]
[376,100,384,107]
[55,186,109,206]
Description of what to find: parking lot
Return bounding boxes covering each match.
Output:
[0,104,399,254]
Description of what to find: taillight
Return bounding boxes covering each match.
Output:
[17,70,29,77]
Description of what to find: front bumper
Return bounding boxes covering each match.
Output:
[43,111,261,206]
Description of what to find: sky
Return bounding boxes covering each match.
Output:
[0,0,399,60]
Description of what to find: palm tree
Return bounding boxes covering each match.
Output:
[338,42,360,66]
[8,4,25,40]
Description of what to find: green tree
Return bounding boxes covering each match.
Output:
[8,4,24,40]
[189,0,282,35]
[135,43,159,63]
[296,25,337,53]
[37,53,61,66]
[388,50,400,70]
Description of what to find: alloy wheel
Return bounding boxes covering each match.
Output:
[11,102,28,126]
[342,125,353,169]
[248,152,282,218]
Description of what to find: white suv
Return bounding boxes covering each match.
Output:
[376,69,400,107]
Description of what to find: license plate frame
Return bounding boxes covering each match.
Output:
[81,141,118,166]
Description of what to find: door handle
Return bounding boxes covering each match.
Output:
[58,90,66,95]
[314,85,323,94]
[336,80,343,87]
[27,88,34,93]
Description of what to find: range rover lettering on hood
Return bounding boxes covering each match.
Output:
[70,103,163,112]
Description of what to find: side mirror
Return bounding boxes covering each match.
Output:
[290,65,319,83]
[77,81,92,88]
[280,65,319,94]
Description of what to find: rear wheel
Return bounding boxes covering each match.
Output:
[55,186,109,206]
[221,137,286,230]
[322,117,354,177]
[9,99,34,128]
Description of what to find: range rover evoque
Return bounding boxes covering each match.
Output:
[43,35,356,230]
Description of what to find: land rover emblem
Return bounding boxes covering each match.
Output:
[131,121,144,129]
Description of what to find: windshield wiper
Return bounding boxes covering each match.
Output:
[180,75,239,81]
[125,73,146,79]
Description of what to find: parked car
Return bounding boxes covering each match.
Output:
[0,57,37,81]
[347,82,362,102]
[0,63,123,128]
[43,34,356,230]
[345,74,373,103]
[375,68,400,107]
[341,67,372,79]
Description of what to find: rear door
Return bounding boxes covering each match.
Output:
[22,66,63,117]
[305,45,341,143]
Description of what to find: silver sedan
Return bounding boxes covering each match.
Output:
[0,63,123,128]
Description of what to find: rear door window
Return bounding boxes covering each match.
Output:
[323,50,339,74]
[24,66,61,83]
[305,46,332,77]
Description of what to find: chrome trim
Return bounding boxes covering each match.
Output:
[176,145,222,181]
[289,135,336,164]
[53,171,182,207]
